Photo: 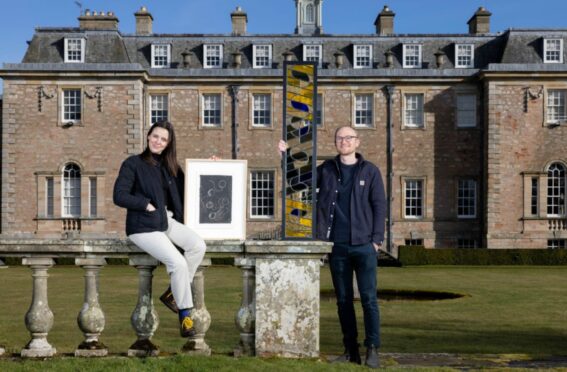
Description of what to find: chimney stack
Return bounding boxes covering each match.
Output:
[374,5,395,36]
[231,6,247,36]
[467,7,491,35]
[79,9,119,30]
[135,6,153,35]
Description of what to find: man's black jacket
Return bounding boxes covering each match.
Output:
[316,153,386,245]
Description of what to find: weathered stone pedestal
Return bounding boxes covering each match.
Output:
[243,240,332,358]
[21,257,57,358]
[182,259,212,356]
[128,255,160,357]
[75,258,108,357]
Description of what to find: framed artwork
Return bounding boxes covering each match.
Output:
[184,159,247,240]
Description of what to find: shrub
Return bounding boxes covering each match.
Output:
[398,246,567,265]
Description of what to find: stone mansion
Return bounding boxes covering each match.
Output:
[1,1,566,250]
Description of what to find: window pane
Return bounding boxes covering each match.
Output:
[404,45,421,68]
[63,164,81,217]
[545,39,562,63]
[547,163,566,216]
[202,94,221,127]
[63,89,82,121]
[404,94,424,127]
[46,177,54,217]
[355,94,373,127]
[405,179,423,218]
[457,94,476,127]
[355,45,372,68]
[304,45,321,66]
[456,44,473,68]
[205,45,222,68]
[66,39,83,62]
[153,44,170,67]
[90,177,97,217]
[253,94,271,127]
[250,171,275,218]
[254,45,271,68]
[531,178,539,216]
[150,94,168,124]
[547,90,566,123]
[457,179,476,218]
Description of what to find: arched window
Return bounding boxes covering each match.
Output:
[305,3,314,23]
[63,163,81,217]
[547,162,566,217]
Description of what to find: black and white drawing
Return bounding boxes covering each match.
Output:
[199,175,232,223]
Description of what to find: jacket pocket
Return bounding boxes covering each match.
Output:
[138,210,159,229]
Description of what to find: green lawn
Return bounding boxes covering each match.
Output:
[0,265,566,369]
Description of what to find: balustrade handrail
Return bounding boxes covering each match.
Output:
[0,238,332,359]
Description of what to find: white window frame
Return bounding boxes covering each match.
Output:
[253,44,273,69]
[204,44,223,69]
[403,93,424,128]
[457,179,477,219]
[353,93,374,128]
[149,94,169,124]
[201,93,222,127]
[547,162,566,217]
[303,44,322,68]
[46,177,54,218]
[89,177,97,218]
[403,178,424,219]
[548,239,566,249]
[354,45,373,69]
[62,163,81,218]
[546,89,567,124]
[64,38,85,63]
[403,44,422,68]
[544,39,564,64]
[252,93,272,128]
[249,170,275,219]
[455,44,474,68]
[456,94,477,128]
[151,44,171,68]
[61,88,82,124]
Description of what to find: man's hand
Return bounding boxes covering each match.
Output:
[372,242,382,252]
[278,139,288,158]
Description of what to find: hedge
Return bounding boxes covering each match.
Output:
[398,246,567,265]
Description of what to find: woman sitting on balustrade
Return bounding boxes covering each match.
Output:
[113,120,206,338]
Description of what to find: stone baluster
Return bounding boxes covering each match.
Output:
[182,259,212,355]
[75,257,108,357]
[21,257,56,358]
[234,257,256,357]
[128,255,160,357]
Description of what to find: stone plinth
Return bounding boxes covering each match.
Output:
[245,240,332,358]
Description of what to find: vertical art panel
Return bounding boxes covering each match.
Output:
[282,62,317,239]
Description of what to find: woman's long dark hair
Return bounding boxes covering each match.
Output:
[141,120,180,177]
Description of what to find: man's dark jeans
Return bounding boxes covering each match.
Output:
[329,242,380,349]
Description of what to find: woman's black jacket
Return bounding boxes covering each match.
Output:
[113,154,185,236]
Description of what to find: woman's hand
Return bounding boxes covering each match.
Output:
[146,203,156,212]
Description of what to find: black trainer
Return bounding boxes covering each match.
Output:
[365,346,379,369]
[331,348,361,364]
[159,286,179,313]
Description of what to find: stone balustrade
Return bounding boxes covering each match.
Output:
[0,238,331,359]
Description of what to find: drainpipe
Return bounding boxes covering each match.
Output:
[385,85,395,255]
[229,85,240,159]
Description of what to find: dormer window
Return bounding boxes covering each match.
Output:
[354,45,372,69]
[151,44,171,68]
[544,39,563,63]
[303,44,322,67]
[403,44,422,68]
[64,38,85,63]
[204,44,223,68]
[253,45,272,69]
[455,44,474,68]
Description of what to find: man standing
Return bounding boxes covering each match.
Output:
[280,125,386,368]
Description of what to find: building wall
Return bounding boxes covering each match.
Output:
[486,81,567,248]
